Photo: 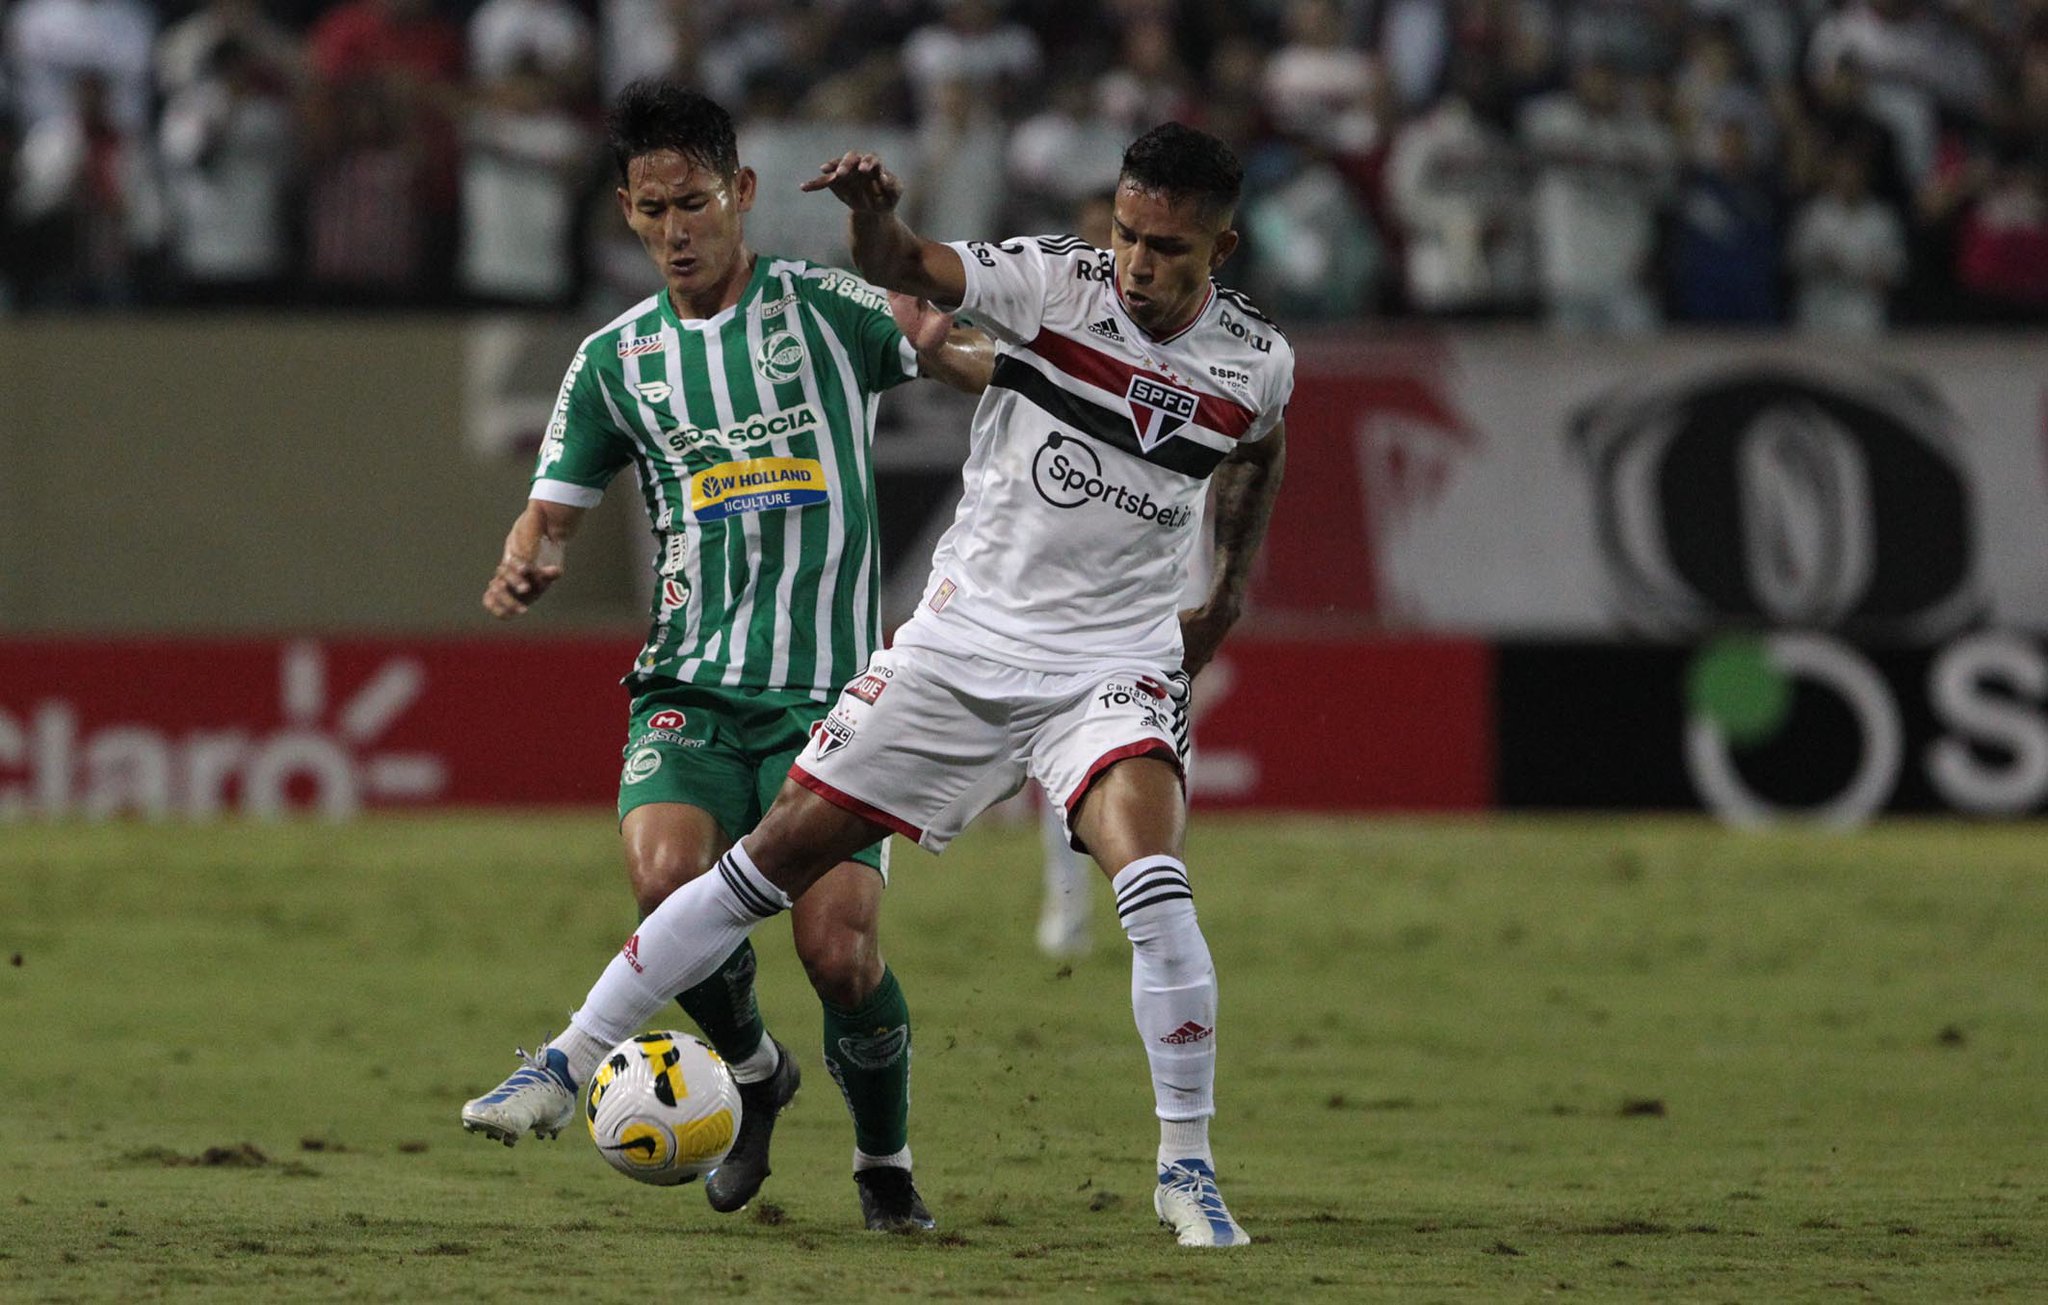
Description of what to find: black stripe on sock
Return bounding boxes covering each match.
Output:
[1115,867,1189,909]
[718,858,783,919]
[1117,887,1195,920]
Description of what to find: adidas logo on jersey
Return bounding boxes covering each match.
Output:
[1087,316,1124,342]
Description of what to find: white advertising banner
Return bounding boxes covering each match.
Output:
[1282,332,2048,640]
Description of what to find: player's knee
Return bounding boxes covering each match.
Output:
[626,841,714,915]
[796,922,880,1010]
[742,789,865,897]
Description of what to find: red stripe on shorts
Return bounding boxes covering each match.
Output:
[790,762,926,843]
[1063,740,1184,820]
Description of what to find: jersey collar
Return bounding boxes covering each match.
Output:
[657,254,769,334]
[1114,279,1216,347]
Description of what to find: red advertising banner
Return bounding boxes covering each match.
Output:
[0,636,1494,818]
[1187,636,1494,812]
[0,639,639,817]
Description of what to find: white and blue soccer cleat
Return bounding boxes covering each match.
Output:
[460,1046,577,1146]
[1154,1159,1252,1247]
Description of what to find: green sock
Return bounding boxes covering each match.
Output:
[821,965,911,1158]
[675,941,766,1065]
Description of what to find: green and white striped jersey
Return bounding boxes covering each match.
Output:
[531,255,918,699]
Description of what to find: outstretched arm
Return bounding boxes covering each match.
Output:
[889,291,995,395]
[482,499,585,619]
[802,151,968,308]
[1180,423,1286,676]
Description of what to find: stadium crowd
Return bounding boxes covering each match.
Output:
[1,0,2043,331]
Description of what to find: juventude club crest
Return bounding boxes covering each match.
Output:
[757,330,806,383]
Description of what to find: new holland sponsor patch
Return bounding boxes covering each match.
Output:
[689,457,829,520]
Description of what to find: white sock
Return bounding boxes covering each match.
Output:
[567,842,790,1055]
[1159,1118,1210,1170]
[726,1036,782,1085]
[545,1023,613,1088]
[1113,856,1217,1166]
[853,1144,912,1173]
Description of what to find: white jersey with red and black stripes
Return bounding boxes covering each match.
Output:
[900,235,1293,670]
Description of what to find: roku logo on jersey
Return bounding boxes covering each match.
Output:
[664,402,822,453]
[1031,434,1193,527]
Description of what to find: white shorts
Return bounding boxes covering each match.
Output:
[790,641,1189,854]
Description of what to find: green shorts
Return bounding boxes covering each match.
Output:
[617,681,889,878]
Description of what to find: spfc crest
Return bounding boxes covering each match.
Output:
[1126,374,1199,452]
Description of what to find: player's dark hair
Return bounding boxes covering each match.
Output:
[1118,123,1243,222]
[607,80,739,185]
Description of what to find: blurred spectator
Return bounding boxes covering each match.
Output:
[1240,146,1384,321]
[1097,13,1193,135]
[601,0,705,98]
[698,1,834,112]
[1800,50,1910,208]
[1671,18,1776,167]
[1521,56,1676,335]
[1788,148,1906,335]
[1190,34,1270,158]
[1953,134,2048,317]
[303,78,429,303]
[1687,0,1803,86]
[158,36,298,303]
[469,0,594,96]
[1565,0,1685,79]
[10,71,161,306]
[460,58,593,306]
[1807,0,1996,185]
[1263,0,1385,155]
[902,0,1042,124]
[158,0,304,100]
[1383,49,1532,314]
[5,0,156,133]
[306,0,463,86]
[1007,77,1127,230]
[908,77,1008,242]
[306,0,466,298]
[1668,114,1781,324]
[1072,187,1114,248]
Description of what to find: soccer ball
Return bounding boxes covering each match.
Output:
[585,1031,742,1186]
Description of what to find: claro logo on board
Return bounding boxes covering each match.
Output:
[0,643,445,819]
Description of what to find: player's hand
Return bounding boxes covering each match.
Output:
[888,292,954,353]
[799,151,902,212]
[482,535,565,619]
[1178,602,1240,678]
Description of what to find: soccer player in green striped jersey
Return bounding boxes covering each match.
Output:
[462,82,992,1233]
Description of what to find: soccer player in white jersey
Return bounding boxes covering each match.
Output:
[470,122,1289,1248]
[461,82,993,1233]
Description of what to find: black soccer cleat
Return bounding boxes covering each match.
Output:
[855,1165,936,1233]
[703,1036,800,1213]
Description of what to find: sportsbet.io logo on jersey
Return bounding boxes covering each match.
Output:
[1031,433,1193,527]
[689,457,829,521]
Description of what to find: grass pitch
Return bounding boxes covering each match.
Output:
[1,815,2042,1302]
